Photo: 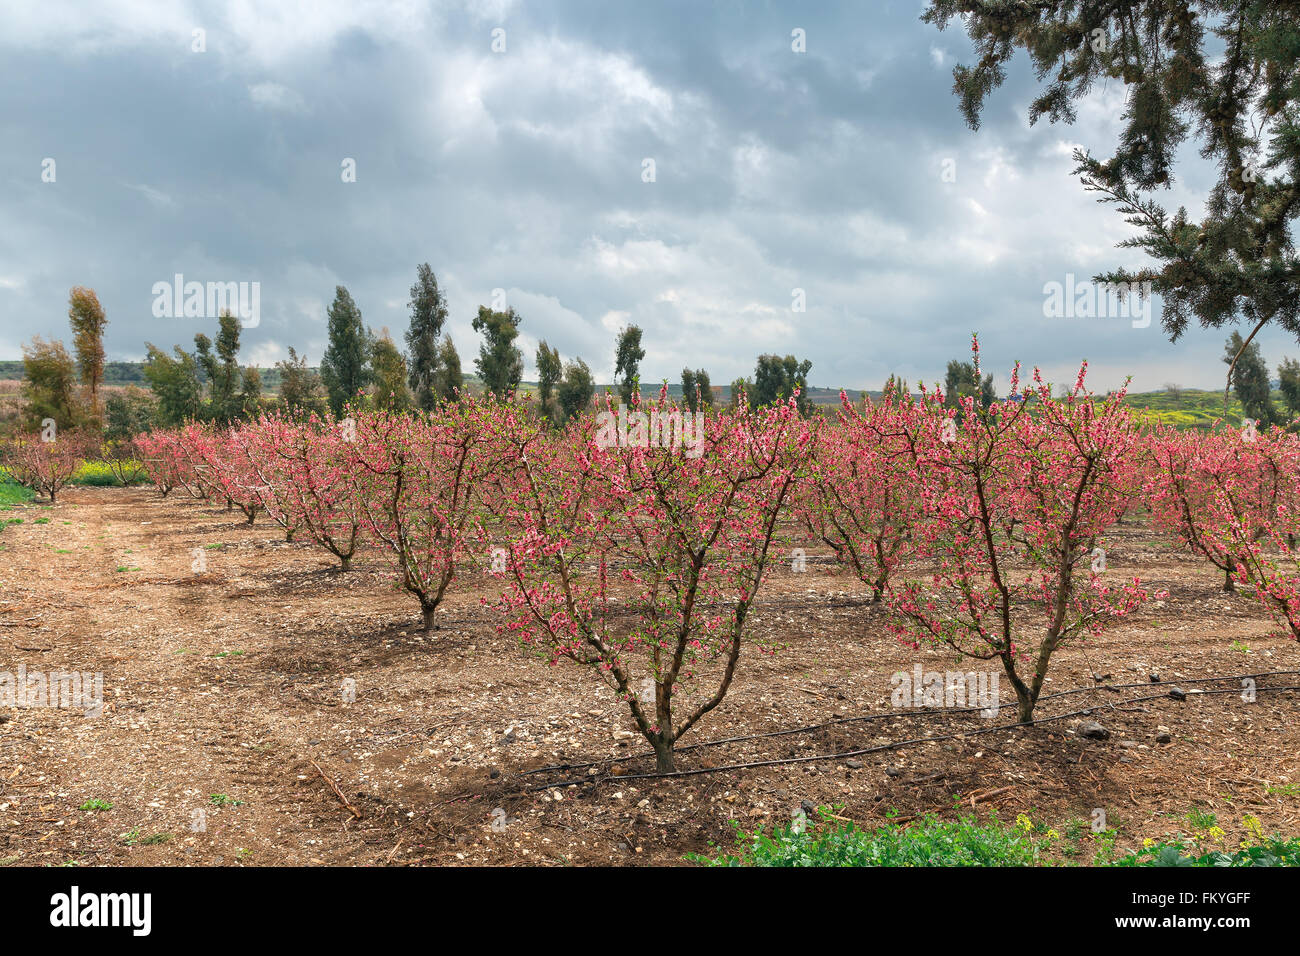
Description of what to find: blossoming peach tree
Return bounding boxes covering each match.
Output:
[232,414,303,543]
[1191,427,1300,641]
[3,429,88,504]
[490,391,810,772]
[801,383,922,604]
[136,426,210,499]
[352,398,511,631]
[238,413,368,563]
[886,342,1156,723]
[1146,424,1292,593]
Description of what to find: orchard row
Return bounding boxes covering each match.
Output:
[6,360,1298,771]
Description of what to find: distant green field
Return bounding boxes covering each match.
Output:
[1123,388,1279,430]
[70,460,148,486]
[0,461,147,497]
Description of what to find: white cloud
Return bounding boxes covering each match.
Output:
[245,340,286,367]
[585,238,683,276]
[248,82,307,112]
[124,183,175,208]
[600,310,631,332]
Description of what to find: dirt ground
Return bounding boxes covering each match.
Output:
[1,485,1297,867]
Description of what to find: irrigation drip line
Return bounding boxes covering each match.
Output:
[522,683,1300,791]
[522,669,1300,777]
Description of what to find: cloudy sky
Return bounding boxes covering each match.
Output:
[1,0,1294,393]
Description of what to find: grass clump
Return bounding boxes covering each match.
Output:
[0,481,34,510]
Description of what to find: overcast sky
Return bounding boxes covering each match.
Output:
[1,0,1295,393]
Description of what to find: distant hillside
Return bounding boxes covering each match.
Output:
[0,360,287,390]
[1124,387,1258,429]
[0,360,153,385]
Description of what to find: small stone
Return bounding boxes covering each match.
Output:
[1079,721,1110,740]
[1168,688,1187,701]
[845,759,862,769]
[1156,733,1172,744]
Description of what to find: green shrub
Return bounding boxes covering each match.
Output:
[690,809,1044,867]
[1115,836,1300,867]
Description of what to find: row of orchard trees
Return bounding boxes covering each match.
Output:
[118,346,1299,771]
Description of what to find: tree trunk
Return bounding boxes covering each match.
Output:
[651,736,675,773]
[1003,658,1036,724]
[339,553,352,571]
[421,602,438,632]
[1224,566,1236,592]
[1016,695,1035,724]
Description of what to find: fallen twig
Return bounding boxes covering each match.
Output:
[308,758,362,819]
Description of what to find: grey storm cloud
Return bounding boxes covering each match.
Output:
[1,0,1294,392]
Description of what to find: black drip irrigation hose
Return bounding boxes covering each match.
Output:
[522,668,1300,777]
[514,670,1300,792]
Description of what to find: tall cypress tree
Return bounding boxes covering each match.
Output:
[613,326,645,406]
[472,306,524,398]
[557,358,595,423]
[681,367,713,411]
[213,312,243,424]
[437,336,464,401]
[1223,331,1278,426]
[536,341,563,423]
[67,286,107,422]
[371,329,411,411]
[406,264,448,411]
[321,286,371,416]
